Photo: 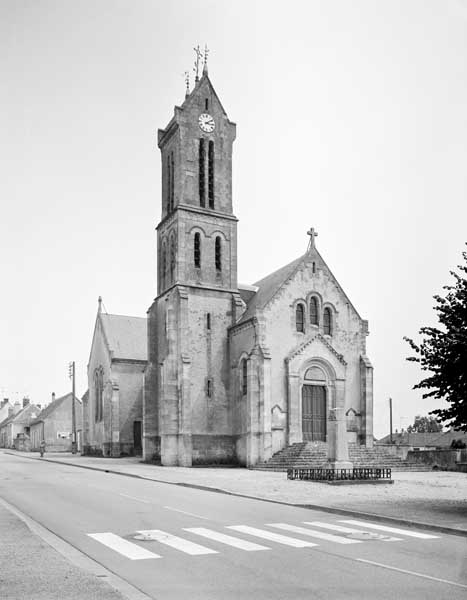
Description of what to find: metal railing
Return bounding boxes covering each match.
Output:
[287,467,392,481]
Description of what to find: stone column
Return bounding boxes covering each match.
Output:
[110,380,120,458]
[246,352,259,467]
[360,356,374,448]
[261,352,272,463]
[327,378,352,469]
[287,369,301,445]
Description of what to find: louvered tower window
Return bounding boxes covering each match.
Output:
[194,232,201,268]
[170,152,175,211]
[199,139,205,207]
[167,157,171,213]
[296,304,305,332]
[310,297,319,325]
[215,236,222,271]
[169,237,176,284]
[208,140,214,209]
[161,244,167,289]
[323,307,332,335]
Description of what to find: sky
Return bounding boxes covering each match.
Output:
[1,0,466,438]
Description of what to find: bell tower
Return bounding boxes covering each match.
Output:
[156,61,237,295]
[144,57,243,467]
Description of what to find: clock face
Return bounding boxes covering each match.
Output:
[198,113,215,133]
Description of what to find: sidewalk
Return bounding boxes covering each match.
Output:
[5,450,467,536]
[0,501,128,600]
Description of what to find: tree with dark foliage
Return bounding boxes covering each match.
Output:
[406,415,443,433]
[404,246,467,432]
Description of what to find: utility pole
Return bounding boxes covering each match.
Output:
[389,397,393,444]
[68,361,77,454]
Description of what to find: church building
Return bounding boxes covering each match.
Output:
[143,61,374,468]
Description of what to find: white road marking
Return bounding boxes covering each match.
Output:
[120,493,151,504]
[185,527,270,551]
[226,525,317,548]
[269,523,361,544]
[87,533,160,560]
[137,529,217,555]
[305,521,401,542]
[163,506,210,520]
[341,520,440,539]
[357,558,467,589]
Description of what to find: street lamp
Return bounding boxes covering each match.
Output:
[68,361,77,454]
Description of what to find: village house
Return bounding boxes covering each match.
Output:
[0,399,41,450]
[0,399,15,425]
[30,393,83,452]
[83,298,147,457]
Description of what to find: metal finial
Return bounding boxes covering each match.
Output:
[203,44,209,74]
[98,296,102,313]
[193,45,202,82]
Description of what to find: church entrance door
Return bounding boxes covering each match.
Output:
[302,385,326,441]
[133,421,142,456]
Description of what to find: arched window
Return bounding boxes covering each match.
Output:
[167,157,171,214]
[194,232,201,268]
[323,307,332,335]
[208,141,214,208]
[94,368,103,422]
[215,236,221,271]
[199,139,205,207]
[170,151,175,211]
[206,313,211,330]
[310,297,319,325]
[296,304,305,332]
[170,237,176,283]
[242,359,248,395]
[161,243,167,289]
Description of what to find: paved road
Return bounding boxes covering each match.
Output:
[1,453,465,600]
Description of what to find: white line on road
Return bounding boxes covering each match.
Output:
[357,558,467,589]
[269,523,361,544]
[87,533,160,560]
[226,525,317,548]
[163,506,210,520]
[120,493,151,504]
[304,521,401,542]
[341,520,440,539]
[137,529,218,555]
[185,527,270,551]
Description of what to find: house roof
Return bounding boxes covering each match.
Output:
[29,393,81,426]
[0,404,41,429]
[100,314,147,362]
[431,429,467,447]
[377,432,444,446]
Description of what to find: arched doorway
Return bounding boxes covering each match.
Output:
[302,366,327,441]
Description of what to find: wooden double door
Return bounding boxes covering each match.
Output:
[302,385,327,441]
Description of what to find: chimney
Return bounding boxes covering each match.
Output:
[22,397,30,408]
[8,407,14,417]
[1,398,8,408]
[13,401,21,414]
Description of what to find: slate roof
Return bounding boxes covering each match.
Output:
[0,404,41,429]
[29,393,81,426]
[431,429,467,447]
[238,254,305,323]
[100,314,147,362]
[377,432,445,446]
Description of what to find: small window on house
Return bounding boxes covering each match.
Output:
[207,313,211,330]
[215,236,222,271]
[323,307,332,335]
[310,297,318,325]
[194,232,201,268]
[207,379,212,397]
[242,359,247,395]
[296,304,305,332]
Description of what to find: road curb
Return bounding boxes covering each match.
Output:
[4,451,466,538]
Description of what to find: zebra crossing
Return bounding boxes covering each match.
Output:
[87,519,440,561]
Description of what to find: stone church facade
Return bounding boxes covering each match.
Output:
[143,67,373,467]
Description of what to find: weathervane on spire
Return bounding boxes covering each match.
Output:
[203,44,209,75]
[307,227,318,251]
[193,45,202,82]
